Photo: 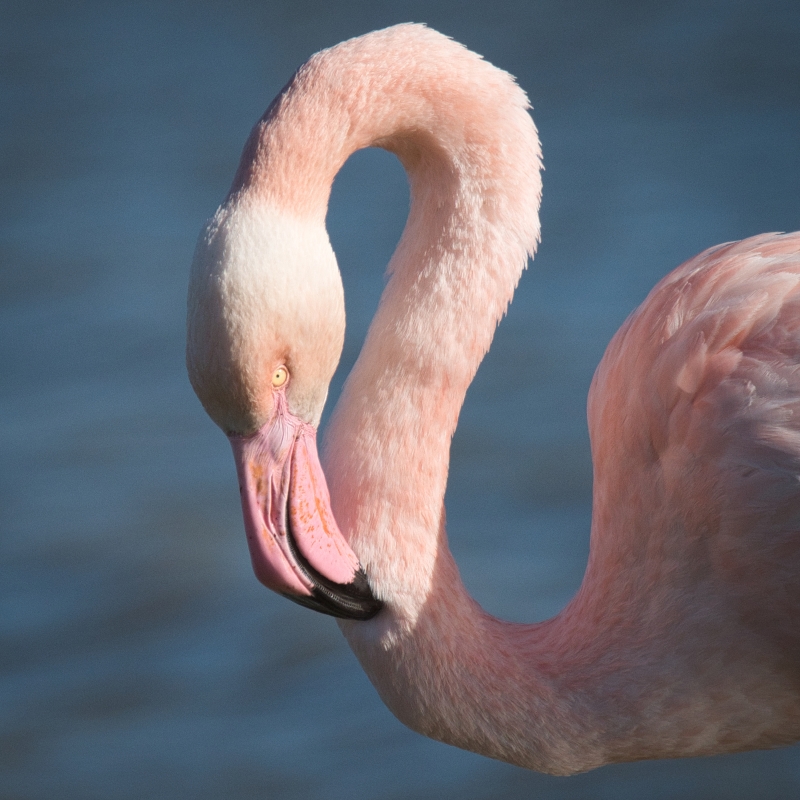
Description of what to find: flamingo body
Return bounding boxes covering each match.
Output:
[187,25,800,774]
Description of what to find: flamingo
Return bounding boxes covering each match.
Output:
[186,25,800,774]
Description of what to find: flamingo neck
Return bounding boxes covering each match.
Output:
[245,25,544,601]
[239,26,629,772]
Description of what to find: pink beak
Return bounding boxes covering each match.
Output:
[228,394,381,620]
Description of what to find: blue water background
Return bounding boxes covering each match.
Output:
[2,1,800,797]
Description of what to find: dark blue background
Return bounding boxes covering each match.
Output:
[2,1,799,797]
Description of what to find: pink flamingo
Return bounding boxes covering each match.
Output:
[186,25,800,774]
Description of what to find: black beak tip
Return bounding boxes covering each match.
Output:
[282,571,383,620]
[283,520,383,620]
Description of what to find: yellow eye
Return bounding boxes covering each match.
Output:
[271,366,289,388]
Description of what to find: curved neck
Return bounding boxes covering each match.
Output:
[244,25,543,596]
[243,26,621,770]
[234,25,542,618]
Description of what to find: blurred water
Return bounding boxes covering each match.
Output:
[2,1,800,797]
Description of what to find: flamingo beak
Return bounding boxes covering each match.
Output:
[228,400,382,620]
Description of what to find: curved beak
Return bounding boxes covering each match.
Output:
[228,398,382,621]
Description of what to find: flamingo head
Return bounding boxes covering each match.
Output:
[186,195,382,620]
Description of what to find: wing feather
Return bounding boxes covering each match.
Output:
[588,232,800,649]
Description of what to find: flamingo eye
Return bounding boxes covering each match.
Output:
[271,366,289,388]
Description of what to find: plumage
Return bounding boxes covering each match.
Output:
[187,25,800,775]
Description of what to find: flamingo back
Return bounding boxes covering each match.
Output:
[587,231,800,664]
